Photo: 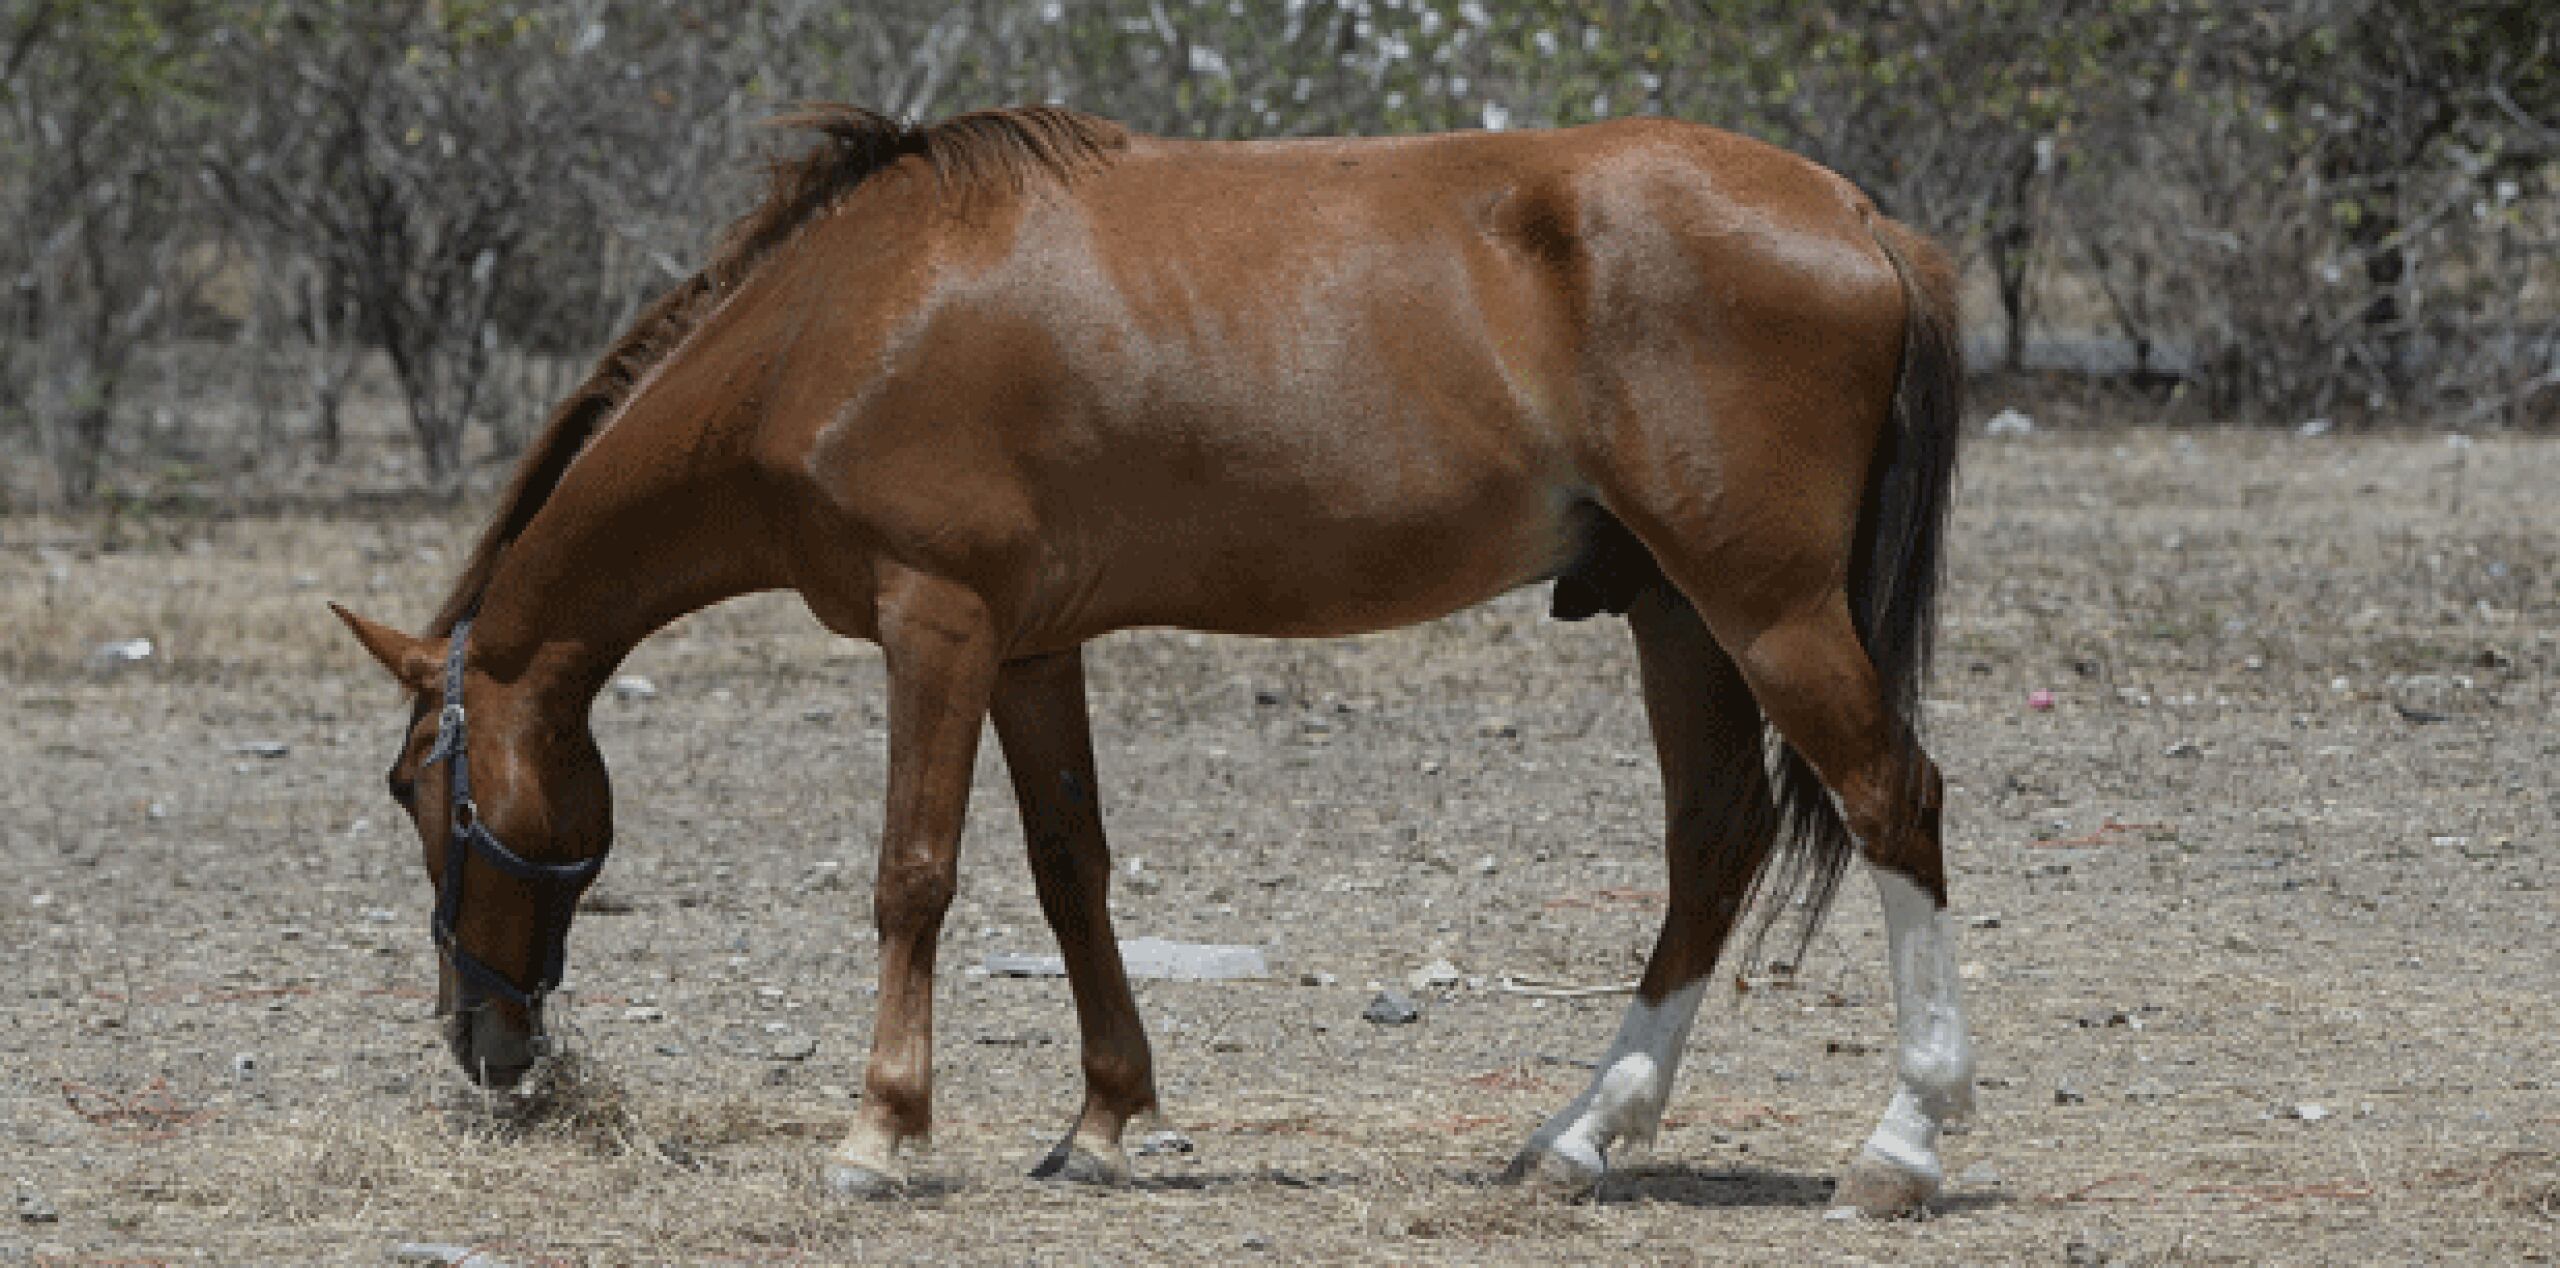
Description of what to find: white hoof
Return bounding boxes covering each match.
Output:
[1828,1149,1940,1219]
[1503,1132,1607,1196]
[822,1160,906,1198]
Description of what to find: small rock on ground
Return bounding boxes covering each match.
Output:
[1363,990,1422,1025]
[2065,1233,2127,1265]
[1405,958,1462,993]
[392,1244,520,1267]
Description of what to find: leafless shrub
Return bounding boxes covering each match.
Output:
[201,3,639,488]
[0,2,209,505]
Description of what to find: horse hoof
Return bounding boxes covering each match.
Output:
[1501,1137,1605,1197]
[822,1161,906,1198]
[1030,1138,1131,1186]
[1827,1151,1938,1219]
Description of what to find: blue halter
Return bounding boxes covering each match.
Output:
[422,618,605,1014]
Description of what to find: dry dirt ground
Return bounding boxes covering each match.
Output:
[2,427,2554,1264]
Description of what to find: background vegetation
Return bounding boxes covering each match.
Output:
[3,0,2553,506]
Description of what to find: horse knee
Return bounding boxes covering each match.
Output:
[874,855,958,934]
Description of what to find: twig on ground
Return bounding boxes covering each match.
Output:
[1539,887,1667,911]
[1497,974,1639,999]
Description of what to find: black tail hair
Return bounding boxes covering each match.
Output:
[1755,217,1966,957]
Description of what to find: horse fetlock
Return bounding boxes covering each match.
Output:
[1598,1052,1674,1134]
[1898,1043,1975,1120]
[1080,1058,1156,1117]
[1919,1070,1977,1123]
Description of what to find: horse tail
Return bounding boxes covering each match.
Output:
[1762,215,1965,953]
[1851,217,1964,766]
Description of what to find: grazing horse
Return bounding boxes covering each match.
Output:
[332,104,1974,1217]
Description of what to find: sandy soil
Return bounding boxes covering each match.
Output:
[2,427,2554,1264]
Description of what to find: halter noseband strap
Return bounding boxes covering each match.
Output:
[423,618,605,1014]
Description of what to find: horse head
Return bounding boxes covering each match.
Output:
[331,604,612,1088]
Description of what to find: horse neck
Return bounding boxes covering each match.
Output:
[467,406,783,707]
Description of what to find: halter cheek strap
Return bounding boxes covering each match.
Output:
[424,619,605,1014]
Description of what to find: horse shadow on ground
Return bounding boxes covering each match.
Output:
[1122,1163,2008,1215]
[1595,1163,2011,1215]
[1127,1168,1364,1194]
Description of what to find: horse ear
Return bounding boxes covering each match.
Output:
[329,603,439,692]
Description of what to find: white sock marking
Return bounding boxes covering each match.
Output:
[1859,864,1976,1184]
[1524,978,1709,1176]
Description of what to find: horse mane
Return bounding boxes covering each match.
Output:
[427,103,1129,637]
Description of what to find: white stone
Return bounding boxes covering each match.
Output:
[1985,407,2035,437]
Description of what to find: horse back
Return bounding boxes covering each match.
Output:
[750,119,1908,646]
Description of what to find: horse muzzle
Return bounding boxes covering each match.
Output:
[443,997,546,1088]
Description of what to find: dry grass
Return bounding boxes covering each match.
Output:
[473,1050,652,1157]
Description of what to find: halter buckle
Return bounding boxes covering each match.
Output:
[426,702,467,767]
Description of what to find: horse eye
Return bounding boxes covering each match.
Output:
[387,772,417,810]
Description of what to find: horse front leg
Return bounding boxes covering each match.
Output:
[989,647,1159,1184]
[825,574,1001,1196]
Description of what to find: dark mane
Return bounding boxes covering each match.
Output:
[427,104,1129,637]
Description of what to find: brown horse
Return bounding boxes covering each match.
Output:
[332,104,1974,1217]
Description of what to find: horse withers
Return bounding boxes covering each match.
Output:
[333,104,1973,1217]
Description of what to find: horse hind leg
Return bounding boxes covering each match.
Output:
[1710,596,1976,1218]
[1506,584,1781,1194]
